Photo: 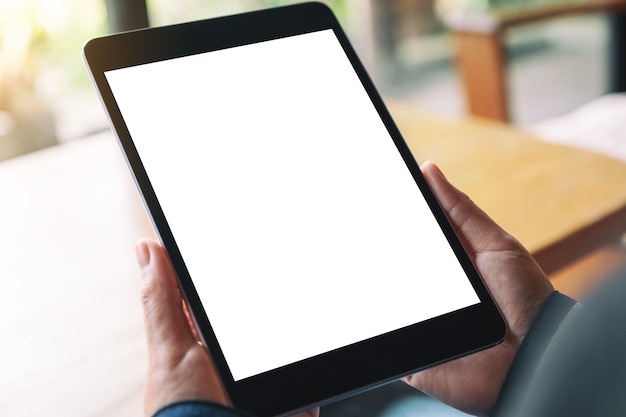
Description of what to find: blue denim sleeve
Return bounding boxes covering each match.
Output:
[153,401,256,417]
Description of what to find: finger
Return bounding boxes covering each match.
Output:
[182,298,201,342]
[421,161,519,255]
[421,162,552,326]
[291,408,320,417]
[136,239,198,362]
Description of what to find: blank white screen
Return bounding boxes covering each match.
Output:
[106,29,479,381]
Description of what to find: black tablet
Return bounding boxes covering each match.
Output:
[83,3,505,416]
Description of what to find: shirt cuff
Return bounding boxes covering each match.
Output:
[153,400,254,417]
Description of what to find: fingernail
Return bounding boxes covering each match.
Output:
[422,161,445,180]
[135,240,151,268]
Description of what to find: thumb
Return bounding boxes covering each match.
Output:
[421,161,520,257]
[136,240,229,415]
[136,239,198,362]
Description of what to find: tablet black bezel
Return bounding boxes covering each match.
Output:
[84,3,506,416]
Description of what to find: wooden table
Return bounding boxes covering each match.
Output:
[2,103,626,417]
[388,101,626,275]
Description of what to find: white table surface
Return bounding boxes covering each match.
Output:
[0,131,154,417]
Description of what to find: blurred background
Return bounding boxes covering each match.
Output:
[0,0,618,161]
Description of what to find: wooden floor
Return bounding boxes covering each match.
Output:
[549,239,626,299]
